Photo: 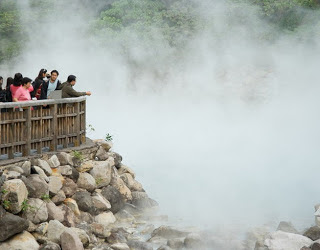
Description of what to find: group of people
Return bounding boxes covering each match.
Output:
[0,69,91,104]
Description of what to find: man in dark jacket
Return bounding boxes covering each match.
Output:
[59,75,91,98]
[43,70,62,99]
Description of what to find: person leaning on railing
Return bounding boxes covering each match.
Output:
[13,77,33,102]
[58,75,91,98]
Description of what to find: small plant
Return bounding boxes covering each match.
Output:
[21,199,35,212]
[72,150,84,162]
[41,194,50,201]
[2,200,10,210]
[105,133,113,142]
[86,124,95,134]
[95,177,103,185]
[1,189,8,195]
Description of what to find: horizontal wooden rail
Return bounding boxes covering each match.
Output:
[0,97,86,159]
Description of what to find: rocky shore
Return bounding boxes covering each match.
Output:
[0,140,206,250]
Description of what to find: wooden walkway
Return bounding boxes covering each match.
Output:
[0,97,86,159]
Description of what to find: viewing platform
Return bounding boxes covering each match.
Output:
[0,97,86,160]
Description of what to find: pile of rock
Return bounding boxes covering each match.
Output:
[0,140,167,250]
[251,209,320,250]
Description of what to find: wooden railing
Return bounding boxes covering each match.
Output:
[0,97,86,159]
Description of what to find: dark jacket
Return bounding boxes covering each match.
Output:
[42,80,62,99]
[58,82,86,98]
[31,78,46,99]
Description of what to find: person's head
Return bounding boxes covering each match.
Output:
[22,77,32,89]
[37,68,47,79]
[13,73,23,86]
[67,75,76,85]
[6,77,13,89]
[50,70,59,82]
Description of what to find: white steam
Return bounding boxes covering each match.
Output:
[1,0,320,234]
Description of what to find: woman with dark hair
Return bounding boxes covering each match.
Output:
[13,77,33,102]
[6,77,13,102]
[10,73,23,99]
[0,76,6,102]
[31,68,47,100]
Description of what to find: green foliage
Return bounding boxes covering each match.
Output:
[2,200,10,210]
[105,133,113,142]
[87,124,95,133]
[250,0,320,30]
[1,189,8,195]
[41,194,50,201]
[72,150,84,162]
[21,199,35,212]
[95,177,103,185]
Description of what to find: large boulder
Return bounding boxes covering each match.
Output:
[22,198,48,224]
[1,179,28,214]
[37,159,53,176]
[72,190,94,214]
[152,226,189,239]
[277,221,299,234]
[117,164,135,178]
[62,178,77,197]
[0,213,28,241]
[131,191,158,209]
[77,160,94,173]
[92,191,111,214]
[21,161,31,176]
[60,228,84,250]
[0,231,39,250]
[57,152,73,166]
[51,190,66,205]
[90,161,113,188]
[60,204,76,227]
[47,155,61,168]
[64,198,80,216]
[22,174,49,198]
[46,201,64,222]
[70,227,90,247]
[57,165,72,176]
[120,173,143,192]
[304,226,320,241]
[47,220,66,244]
[32,166,49,182]
[110,168,132,201]
[264,231,313,250]
[106,152,122,167]
[94,212,116,227]
[95,146,109,161]
[77,172,96,192]
[101,185,125,214]
[48,176,63,196]
[39,241,61,250]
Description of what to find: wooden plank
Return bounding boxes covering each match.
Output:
[74,102,80,147]
[50,104,57,151]
[23,107,31,156]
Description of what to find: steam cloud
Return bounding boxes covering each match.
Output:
[1,0,320,237]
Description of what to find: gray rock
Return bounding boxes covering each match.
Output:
[33,166,49,182]
[0,231,39,249]
[111,243,130,250]
[48,176,63,195]
[73,190,94,214]
[152,226,189,239]
[37,159,53,176]
[0,213,28,241]
[57,152,73,166]
[115,210,135,222]
[4,170,21,179]
[48,155,61,168]
[47,201,64,222]
[57,165,72,176]
[70,227,90,247]
[106,152,122,167]
[22,174,49,198]
[0,205,5,218]
[167,238,184,249]
[22,198,48,224]
[127,240,153,250]
[39,241,61,250]
[62,178,77,197]
[157,246,173,250]
[21,161,31,176]
[90,161,112,188]
[131,191,158,209]
[77,172,96,192]
[101,185,125,213]
[91,222,111,238]
[92,192,111,214]
[60,203,76,227]
[51,190,66,205]
[304,226,320,241]
[184,233,203,249]
[120,173,143,192]
[94,212,116,227]
[1,179,28,214]
[60,228,84,250]
[77,211,94,224]
[312,243,320,250]
[70,166,80,182]
[277,221,299,234]
[77,160,94,172]
[117,164,135,178]
[122,203,143,216]
[107,231,127,244]
[92,243,113,250]
[95,146,108,161]
[265,231,313,250]
[64,198,80,216]
[47,219,66,244]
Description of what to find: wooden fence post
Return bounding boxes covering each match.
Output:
[50,104,58,151]
[23,107,31,157]
[74,102,80,147]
